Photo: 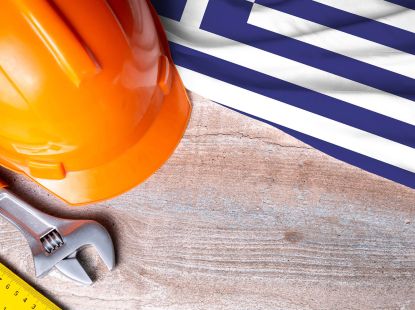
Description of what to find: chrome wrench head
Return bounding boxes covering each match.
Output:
[34,219,116,285]
[0,188,115,285]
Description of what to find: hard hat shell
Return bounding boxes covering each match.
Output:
[0,0,191,205]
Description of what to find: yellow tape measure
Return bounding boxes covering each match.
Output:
[0,262,60,310]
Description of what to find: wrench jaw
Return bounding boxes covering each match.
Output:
[32,220,115,285]
[0,187,115,285]
[57,222,116,285]
[78,221,116,272]
[55,253,93,285]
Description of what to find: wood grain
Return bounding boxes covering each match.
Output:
[0,92,414,310]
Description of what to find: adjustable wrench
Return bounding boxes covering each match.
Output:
[0,180,115,285]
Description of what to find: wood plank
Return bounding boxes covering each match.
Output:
[0,92,414,309]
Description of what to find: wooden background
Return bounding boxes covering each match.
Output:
[0,92,414,310]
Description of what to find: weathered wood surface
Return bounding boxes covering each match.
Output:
[0,92,414,310]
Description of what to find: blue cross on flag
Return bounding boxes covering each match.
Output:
[151,0,415,189]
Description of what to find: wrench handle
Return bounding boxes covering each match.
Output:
[0,188,53,239]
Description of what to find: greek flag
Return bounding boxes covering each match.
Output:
[151,0,415,189]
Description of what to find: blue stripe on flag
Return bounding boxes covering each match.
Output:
[256,0,415,55]
[150,0,187,21]
[169,42,415,148]
[200,0,415,102]
[225,105,415,189]
[385,0,415,10]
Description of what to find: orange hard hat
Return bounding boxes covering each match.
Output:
[0,0,191,205]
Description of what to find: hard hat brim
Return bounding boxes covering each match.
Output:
[30,68,191,205]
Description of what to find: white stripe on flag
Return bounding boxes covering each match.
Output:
[161,17,415,126]
[314,0,415,33]
[177,66,415,173]
[248,3,415,79]
[180,0,210,28]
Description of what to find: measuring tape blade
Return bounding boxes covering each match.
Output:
[0,262,60,310]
